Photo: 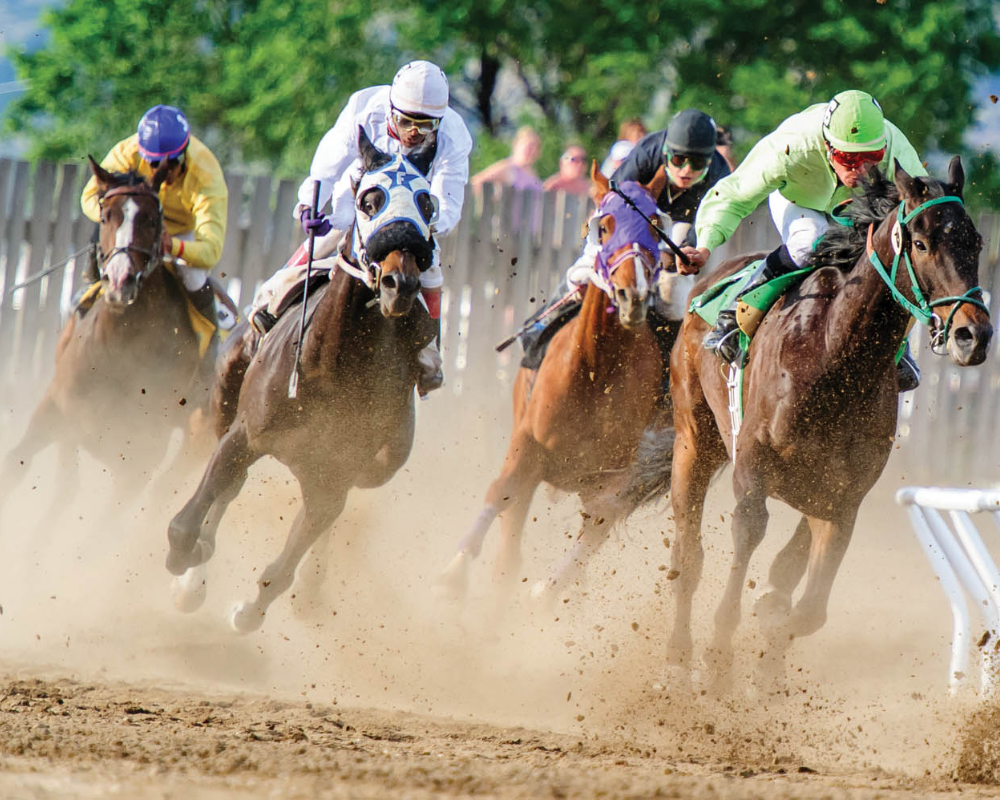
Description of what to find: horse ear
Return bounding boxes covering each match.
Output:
[591,160,610,201]
[947,155,965,198]
[357,126,391,172]
[645,164,668,201]
[150,158,172,193]
[88,155,113,194]
[893,158,926,202]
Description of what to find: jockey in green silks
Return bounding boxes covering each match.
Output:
[681,90,927,390]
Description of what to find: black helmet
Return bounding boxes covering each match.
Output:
[663,109,717,157]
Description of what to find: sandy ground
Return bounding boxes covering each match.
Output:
[1,372,999,798]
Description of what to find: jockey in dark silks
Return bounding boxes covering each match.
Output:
[684,90,927,390]
[524,109,731,397]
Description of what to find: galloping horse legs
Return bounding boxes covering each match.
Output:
[708,468,769,680]
[667,400,727,666]
[0,394,62,517]
[436,434,543,598]
[166,423,254,575]
[754,515,811,624]
[230,477,349,634]
[784,511,858,639]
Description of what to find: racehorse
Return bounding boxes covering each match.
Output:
[0,156,205,519]
[435,165,669,602]
[165,128,438,632]
[667,157,992,685]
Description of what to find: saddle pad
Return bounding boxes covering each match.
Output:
[519,300,581,370]
[688,260,761,328]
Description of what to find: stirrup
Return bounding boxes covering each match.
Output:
[250,309,277,335]
[896,353,921,392]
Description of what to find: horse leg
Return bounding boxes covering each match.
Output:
[435,431,543,599]
[0,394,62,517]
[754,515,811,627]
[230,478,348,634]
[784,511,858,639]
[170,494,231,613]
[667,384,727,667]
[31,441,81,546]
[708,467,769,687]
[166,423,254,576]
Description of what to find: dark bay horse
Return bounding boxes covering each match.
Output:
[667,158,992,684]
[436,165,669,603]
[0,157,204,517]
[165,129,437,632]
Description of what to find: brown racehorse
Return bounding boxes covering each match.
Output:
[667,158,992,685]
[436,165,669,602]
[165,130,438,632]
[0,157,203,519]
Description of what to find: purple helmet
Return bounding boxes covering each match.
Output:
[137,105,190,160]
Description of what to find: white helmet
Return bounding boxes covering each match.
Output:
[389,60,449,119]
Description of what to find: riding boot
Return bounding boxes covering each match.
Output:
[702,245,797,363]
[896,340,921,392]
[417,320,444,398]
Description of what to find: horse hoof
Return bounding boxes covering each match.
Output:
[171,565,208,613]
[229,601,264,635]
[753,590,792,632]
[165,548,194,577]
[431,553,469,601]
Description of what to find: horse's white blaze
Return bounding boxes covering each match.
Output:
[105,197,141,286]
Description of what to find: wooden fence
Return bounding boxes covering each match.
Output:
[1,157,999,483]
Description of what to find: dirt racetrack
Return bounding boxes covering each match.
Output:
[1,381,999,798]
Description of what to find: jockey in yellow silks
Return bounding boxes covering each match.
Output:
[81,105,231,339]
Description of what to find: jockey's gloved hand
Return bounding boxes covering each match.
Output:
[300,207,333,237]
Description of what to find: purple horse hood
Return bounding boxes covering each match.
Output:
[595,181,660,280]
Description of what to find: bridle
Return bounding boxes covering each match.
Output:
[97,183,164,281]
[866,195,989,354]
[594,243,658,308]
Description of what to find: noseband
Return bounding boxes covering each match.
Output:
[97,184,164,280]
[866,195,989,353]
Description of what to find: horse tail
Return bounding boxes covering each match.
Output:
[620,423,677,512]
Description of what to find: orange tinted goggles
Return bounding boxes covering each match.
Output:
[830,147,885,169]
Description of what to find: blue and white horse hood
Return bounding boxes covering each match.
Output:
[353,127,437,271]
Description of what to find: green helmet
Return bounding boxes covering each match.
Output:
[821,90,886,152]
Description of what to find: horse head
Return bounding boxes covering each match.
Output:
[350,127,436,318]
[589,162,666,328]
[880,157,992,365]
[88,154,169,310]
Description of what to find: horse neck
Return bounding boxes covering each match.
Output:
[826,219,913,366]
[302,269,369,367]
[572,281,632,374]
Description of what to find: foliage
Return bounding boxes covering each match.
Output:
[6,0,1000,205]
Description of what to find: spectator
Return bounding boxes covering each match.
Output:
[715,125,738,170]
[618,118,647,143]
[600,139,636,178]
[471,126,543,191]
[542,144,590,195]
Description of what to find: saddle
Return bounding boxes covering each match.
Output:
[689,259,813,364]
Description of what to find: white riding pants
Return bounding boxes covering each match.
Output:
[767,191,830,267]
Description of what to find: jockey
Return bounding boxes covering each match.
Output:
[686,90,927,389]
[250,60,473,397]
[526,109,730,390]
[81,104,230,335]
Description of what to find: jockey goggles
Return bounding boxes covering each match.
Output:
[146,151,186,170]
[828,145,885,170]
[664,150,709,172]
[390,108,441,135]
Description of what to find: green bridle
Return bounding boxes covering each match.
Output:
[867,195,989,353]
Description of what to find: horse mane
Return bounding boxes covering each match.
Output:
[807,170,901,271]
[101,169,148,194]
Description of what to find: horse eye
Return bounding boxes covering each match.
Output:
[358,187,386,217]
[914,240,927,252]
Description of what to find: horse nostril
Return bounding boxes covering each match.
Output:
[954,326,975,346]
[382,274,397,291]
[616,288,628,302]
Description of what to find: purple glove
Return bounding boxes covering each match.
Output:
[300,206,333,237]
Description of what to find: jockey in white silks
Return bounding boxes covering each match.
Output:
[251,60,473,395]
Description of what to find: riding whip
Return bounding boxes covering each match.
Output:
[6,245,93,296]
[288,180,321,398]
[608,179,690,268]
[495,289,580,353]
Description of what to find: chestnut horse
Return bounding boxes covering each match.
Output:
[667,158,992,684]
[436,166,668,602]
[0,157,203,517]
[165,130,437,632]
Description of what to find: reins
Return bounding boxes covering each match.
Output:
[865,195,989,353]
